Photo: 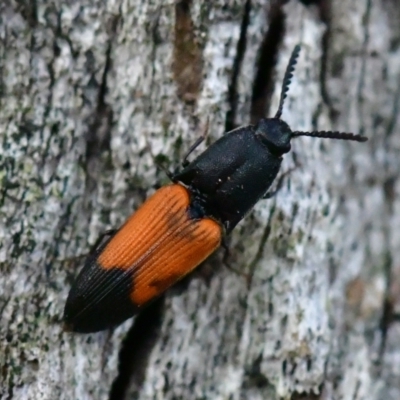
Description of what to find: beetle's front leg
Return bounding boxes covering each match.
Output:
[89,229,118,254]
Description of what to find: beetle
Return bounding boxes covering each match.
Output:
[63,44,367,333]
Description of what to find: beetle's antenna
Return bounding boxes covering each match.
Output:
[292,130,368,142]
[274,44,301,119]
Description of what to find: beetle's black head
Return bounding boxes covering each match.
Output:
[255,118,292,155]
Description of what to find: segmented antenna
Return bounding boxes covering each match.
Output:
[292,130,368,142]
[275,44,301,119]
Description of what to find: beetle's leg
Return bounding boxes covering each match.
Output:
[263,156,301,199]
[263,172,286,199]
[89,229,118,254]
[181,118,210,167]
[221,237,231,264]
[143,136,175,182]
[60,229,118,267]
[181,136,205,167]
[222,238,251,287]
[156,162,175,181]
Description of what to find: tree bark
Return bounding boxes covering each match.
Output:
[1,0,399,399]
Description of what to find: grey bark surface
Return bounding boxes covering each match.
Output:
[1,1,399,399]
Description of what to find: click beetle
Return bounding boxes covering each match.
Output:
[63,44,367,333]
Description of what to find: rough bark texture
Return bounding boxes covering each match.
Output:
[1,0,399,399]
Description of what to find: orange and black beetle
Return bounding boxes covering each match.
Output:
[63,45,367,333]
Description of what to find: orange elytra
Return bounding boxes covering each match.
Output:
[64,185,221,332]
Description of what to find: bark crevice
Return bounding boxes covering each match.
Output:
[109,298,165,400]
[250,0,286,123]
[225,0,251,132]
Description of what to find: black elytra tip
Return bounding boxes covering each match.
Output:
[63,261,138,333]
